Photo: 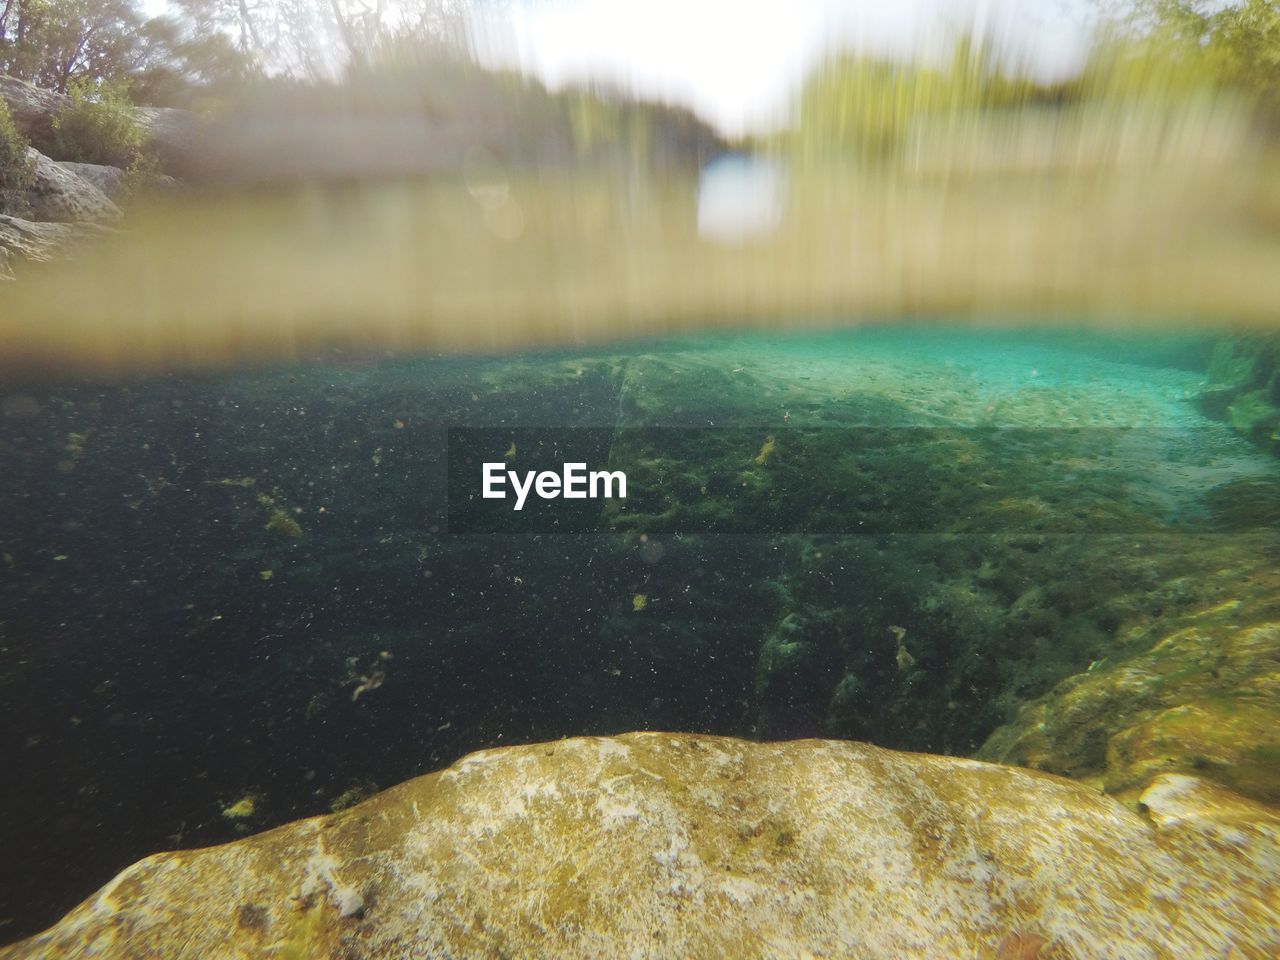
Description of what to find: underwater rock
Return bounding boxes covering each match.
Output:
[1226,389,1280,447]
[979,602,1280,807]
[3,733,1277,960]
[1198,335,1280,453]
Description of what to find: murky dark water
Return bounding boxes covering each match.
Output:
[3,326,1278,942]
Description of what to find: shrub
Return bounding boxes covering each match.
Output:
[119,151,169,203]
[50,79,146,167]
[0,99,35,215]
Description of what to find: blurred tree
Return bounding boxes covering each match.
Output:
[127,16,256,106]
[792,36,1043,164]
[0,0,255,104]
[0,0,140,93]
[170,0,467,79]
[1135,0,1280,103]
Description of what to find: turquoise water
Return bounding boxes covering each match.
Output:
[1,325,1278,941]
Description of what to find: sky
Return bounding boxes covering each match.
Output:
[469,0,1099,134]
[144,0,1100,135]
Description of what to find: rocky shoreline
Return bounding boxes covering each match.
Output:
[0,75,191,278]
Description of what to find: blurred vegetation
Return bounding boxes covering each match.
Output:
[119,151,170,201]
[791,38,1057,163]
[1,0,722,183]
[48,79,145,166]
[0,0,253,107]
[0,96,33,212]
[790,1,1280,166]
[1136,0,1280,108]
[0,0,1274,137]
[183,39,724,185]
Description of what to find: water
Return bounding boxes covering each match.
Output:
[2,324,1277,941]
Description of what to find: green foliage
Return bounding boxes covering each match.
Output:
[130,21,256,109]
[0,0,255,107]
[0,0,143,94]
[50,79,145,166]
[170,0,465,82]
[0,99,35,214]
[1084,1,1280,125]
[792,37,1045,164]
[1072,30,1224,114]
[1147,0,1280,110]
[119,151,169,203]
[787,12,1280,167]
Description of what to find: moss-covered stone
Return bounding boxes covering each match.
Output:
[3,733,1278,960]
[1199,335,1280,453]
[979,582,1280,806]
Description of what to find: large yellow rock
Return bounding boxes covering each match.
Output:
[3,733,1277,959]
[979,604,1280,807]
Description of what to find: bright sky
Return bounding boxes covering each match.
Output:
[468,0,1099,134]
[144,0,1099,135]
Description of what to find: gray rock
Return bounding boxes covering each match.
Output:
[25,149,121,223]
[0,213,111,278]
[55,160,125,197]
[0,74,197,167]
[0,75,63,141]
[56,160,180,200]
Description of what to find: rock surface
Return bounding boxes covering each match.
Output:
[0,75,196,166]
[979,581,1280,807]
[24,149,121,223]
[0,78,135,271]
[2,733,1277,960]
[53,161,125,198]
[0,214,110,278]
[1196,335,1280,456]
[0,76,64,138]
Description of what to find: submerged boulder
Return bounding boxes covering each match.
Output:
[1197,335,1280,454]
[2,733,1276,959]
[979,585,1280,807]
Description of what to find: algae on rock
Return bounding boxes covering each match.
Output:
[979,563,1280,807]
[2,733,1277,960]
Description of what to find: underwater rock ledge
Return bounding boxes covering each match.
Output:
[2,734,1277,960]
